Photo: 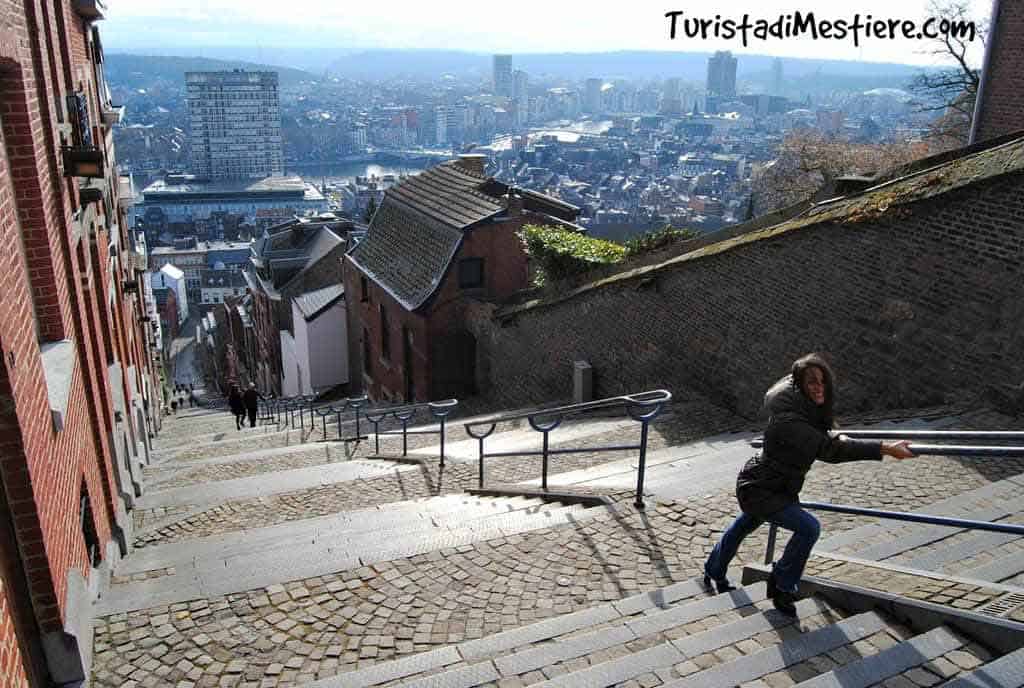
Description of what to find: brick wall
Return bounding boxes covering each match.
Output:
[974,0,1024,142]
[469,174,1024,419]
[0,1,159,682]
[345,214,531,403]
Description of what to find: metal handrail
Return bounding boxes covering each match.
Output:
[764,501,1024,565]
[313,396,369,442]
[364,399,458,465]
[465,390,672,508]
[834,430,1024,441]
[465,390,670,428]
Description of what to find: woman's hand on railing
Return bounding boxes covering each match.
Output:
[882,440,916,460]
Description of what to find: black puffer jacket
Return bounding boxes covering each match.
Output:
[736,375,883,519]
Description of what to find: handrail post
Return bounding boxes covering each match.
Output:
[401,415,409,457]
[335,408,342,441]
[764,523,778,565]
[478,436,485,488]
[541,430,550,491]
[373,419,380,455]
[634,419,650,509]
[439,416,446,468]
[322,413,327,441]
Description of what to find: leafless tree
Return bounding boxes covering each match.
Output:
[753,131,929,214]
[909,0,987,148]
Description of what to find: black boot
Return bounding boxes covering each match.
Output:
[703,574,737,595]
[772,588,797,616]
[767,572,797,616]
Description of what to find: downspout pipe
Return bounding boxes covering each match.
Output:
[970,0,1002,144]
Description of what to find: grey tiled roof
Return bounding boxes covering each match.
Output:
[348,161,506,311]
[294,284,345,321]
[388,161,504,228]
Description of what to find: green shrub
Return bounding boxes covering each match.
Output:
[521,224,627,284]
[623,226,698,256]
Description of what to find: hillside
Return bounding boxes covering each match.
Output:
[104,54,318,88]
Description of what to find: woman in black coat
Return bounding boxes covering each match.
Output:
[227,385,245,430]
[703,353,915,615]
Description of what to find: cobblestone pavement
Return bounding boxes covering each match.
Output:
[101,455,1024,686]
[143,445,355,492]
[94,404,1024,687]
[803,556,1012,611]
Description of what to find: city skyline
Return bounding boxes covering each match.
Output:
[100,0,991,68]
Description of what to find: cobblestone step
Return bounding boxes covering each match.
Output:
[939,645,1024,687]
[136,459,409,511]
[816,474,1024,559]
[655,611,890,688]
[894,514,1024,573]
[961,547,1024,583]
[118,495,572,575]
[98,498,601,615]
[792,625,966,688]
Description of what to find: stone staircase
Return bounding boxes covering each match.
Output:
[299,578,1024,687]
[90,392,1024,688]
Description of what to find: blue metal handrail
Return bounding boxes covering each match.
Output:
[313,396,369,442]
[756,432,1024,563]
[464,390,672,509]
[364,399,458,466]
[764,501,1024,565]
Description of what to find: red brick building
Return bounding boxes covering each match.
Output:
[972,0,1024,143]
[0,2,160,684]
[343,155,579,402]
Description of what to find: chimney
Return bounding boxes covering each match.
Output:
[971,0,1024,143]
[454,154,487,176]
[505,191,523,217]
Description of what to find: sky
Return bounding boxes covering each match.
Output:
[100,0,992,68]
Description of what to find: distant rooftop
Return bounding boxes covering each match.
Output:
[141,175,324,202]
[151,240,253,255]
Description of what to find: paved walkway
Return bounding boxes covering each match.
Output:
[89,394,1024,687]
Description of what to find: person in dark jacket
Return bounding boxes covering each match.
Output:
[228,385,245,430]
[242,383,263,428]
[703,353,915,616]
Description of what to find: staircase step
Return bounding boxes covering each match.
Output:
[961,548,1024,583]
[523,596,837,688]
[303,581,709,687]
[939,645,1024,687]
[119,496,572,574]
[493,585,772,679]
[793,625,965,688]
[657,611,888,688]
[398,661,499,688]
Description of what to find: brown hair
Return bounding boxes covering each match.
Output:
[791,352,836,424]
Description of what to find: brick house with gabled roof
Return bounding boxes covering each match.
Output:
[343,155,579,402]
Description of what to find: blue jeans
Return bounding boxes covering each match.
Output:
[704,504,821,593]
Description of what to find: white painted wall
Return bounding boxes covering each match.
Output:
[309,301,348,391]
[291,299,348,394]
[279,329,300,397]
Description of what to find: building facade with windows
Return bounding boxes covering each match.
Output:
[0,2,161,684]
[186,70,283,180]
[343,155,580,402]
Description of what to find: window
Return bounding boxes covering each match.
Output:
[458,257,484,289]
[379,305,390,361]
[362,329,371,373]
[80,482,101,568]
[360,276,368,302]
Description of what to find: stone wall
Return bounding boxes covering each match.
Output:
[470,173,1024,419]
